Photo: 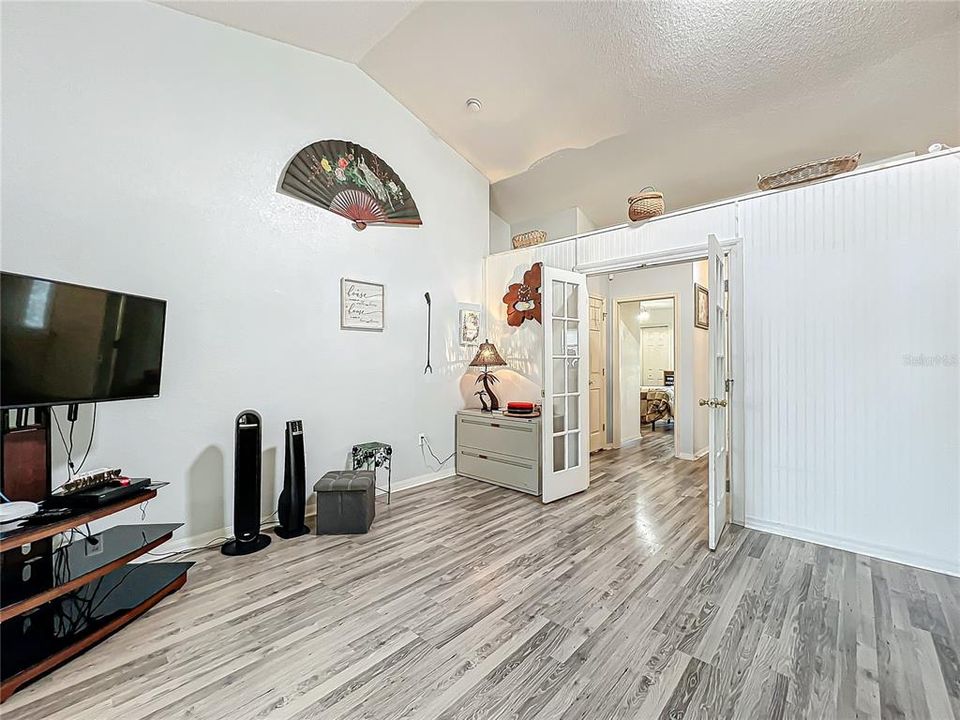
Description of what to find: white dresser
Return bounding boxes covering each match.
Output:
[455,409,541,496]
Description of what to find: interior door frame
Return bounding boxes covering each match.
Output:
[610,293,681,455]
[577,238,745,527]
[588,294,609,453]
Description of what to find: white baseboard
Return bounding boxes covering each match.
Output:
[694,447,709,459]
[384,469,453,494]
[155,471,454,556]
[744,516,960,578]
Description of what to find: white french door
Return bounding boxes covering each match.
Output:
[706,234,730,550]
[542,266,590,503]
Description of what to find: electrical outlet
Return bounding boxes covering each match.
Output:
[84,538,103,557]
[418,433,426,447]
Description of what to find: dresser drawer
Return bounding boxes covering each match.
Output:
[457,448,540,495]
[456,415,538,461]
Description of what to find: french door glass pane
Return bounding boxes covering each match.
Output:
[553,359,566,393]
[566,358,579,393]
[565,321,578,355]
[553,434,565,472]
[552,280,565,319]
[552,320,564,356]
[567,397,579,430]
[553,397,565,434]
[567,431,579,469]
[565,283,578,319]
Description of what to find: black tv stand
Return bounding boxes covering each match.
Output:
[0,483,190,701]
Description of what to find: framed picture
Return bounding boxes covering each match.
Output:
[341,278,384,331]
[694,283,709,329]
[458,304,482,346]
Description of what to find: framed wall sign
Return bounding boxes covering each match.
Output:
[341,278,384,331]
[694,283,709,329]
[458,303,482,346]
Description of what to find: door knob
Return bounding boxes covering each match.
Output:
[699,398,728,408]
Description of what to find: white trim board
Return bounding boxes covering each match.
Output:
[150,470,455,556]
[745,516,960,578]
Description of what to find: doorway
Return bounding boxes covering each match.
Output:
[588,295,607,453]
[614,295,678,453]
[579,237,744,546]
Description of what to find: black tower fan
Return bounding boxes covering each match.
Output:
[221,410,271,556]
[275,419,309,538]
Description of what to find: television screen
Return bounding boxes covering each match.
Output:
[1,273,166,408]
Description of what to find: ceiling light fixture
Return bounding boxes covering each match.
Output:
[465,97,483,113]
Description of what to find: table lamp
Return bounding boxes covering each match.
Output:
[469,339,507,412]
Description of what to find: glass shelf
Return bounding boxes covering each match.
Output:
[1,562,192,686]
[1,523,181,619]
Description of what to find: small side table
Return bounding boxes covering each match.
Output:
[351,442,392,504]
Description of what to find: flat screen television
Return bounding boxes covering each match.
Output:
[1,273,166,409]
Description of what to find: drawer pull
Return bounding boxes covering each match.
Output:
[478,454,488,459]
[490,423,500,428]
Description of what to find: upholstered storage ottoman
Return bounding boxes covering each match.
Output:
[313,470,376,534]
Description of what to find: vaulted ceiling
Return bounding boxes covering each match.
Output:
[165,0,959,228]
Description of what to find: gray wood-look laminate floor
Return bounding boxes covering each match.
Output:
[6,428,960,720]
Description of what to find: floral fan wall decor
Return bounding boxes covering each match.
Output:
[503,262,542,327]
[279,140,422,231]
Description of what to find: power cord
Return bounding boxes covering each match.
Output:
[51,408,74,481]
[144,512,280,561]
[51,403,98,485]
[73,404,98,475]
[421,436,454,470]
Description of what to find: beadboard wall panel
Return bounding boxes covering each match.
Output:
[575,203,737,267]
[739,153,960,574]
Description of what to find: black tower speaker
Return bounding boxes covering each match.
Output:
[221,410,271,556]
[274,419,309,538]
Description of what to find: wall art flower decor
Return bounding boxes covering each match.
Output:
[279,140,422,231]
[502,262,543,327]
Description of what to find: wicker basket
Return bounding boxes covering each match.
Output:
[627,187,665,222]
[511,229,546,249]
[758,153,860,191]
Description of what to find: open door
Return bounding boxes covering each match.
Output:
[542,266,589,503]
[705,234,730,550]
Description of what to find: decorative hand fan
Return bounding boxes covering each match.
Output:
[279,140,422,231]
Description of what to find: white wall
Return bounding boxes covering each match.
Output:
[510,206,594,245]
[489,211,512,255]
[575,208,596,234]
[1,1,489,544]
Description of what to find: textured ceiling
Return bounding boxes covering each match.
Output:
[162,1,960,228]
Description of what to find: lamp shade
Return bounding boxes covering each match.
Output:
[469,339,507,368]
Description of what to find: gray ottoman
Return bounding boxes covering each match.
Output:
[313,470,376,534]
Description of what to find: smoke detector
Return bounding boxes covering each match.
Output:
[465,97,483,113]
